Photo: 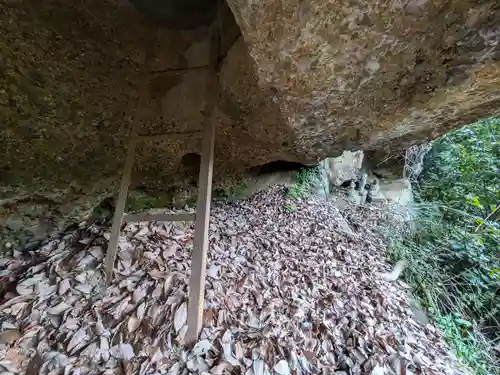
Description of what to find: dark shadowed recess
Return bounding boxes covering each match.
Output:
[128,0,218,29]
[247,160,306,176]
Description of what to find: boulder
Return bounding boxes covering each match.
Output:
[1,0,500,246]
[321,151,364,188]
[378,179,413,207]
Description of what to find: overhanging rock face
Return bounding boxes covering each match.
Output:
[1,0,500,245]
[226,0,500,158]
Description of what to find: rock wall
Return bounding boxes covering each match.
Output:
[0,0,298,247]
[2,0,500,246]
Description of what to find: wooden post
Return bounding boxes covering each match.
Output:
[104,28,156,284]
[186,114,216,344]
[104,135,137,284]
[185,8,220,343]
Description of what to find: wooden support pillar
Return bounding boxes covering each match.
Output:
[104,30,156,284]
[104,135,137,284]
[186,113,216,344]
[185,7,220,343]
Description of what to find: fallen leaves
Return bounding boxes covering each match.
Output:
[0,187,461,375]
[274,359,291,375]
[67,327,89,354]
[110,343,135,360]
[0,329,21,345]
[174,302,187,333]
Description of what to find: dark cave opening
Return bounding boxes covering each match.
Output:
[248,160,307,176]
[128,0,218,29]
[180,152,201,169]
[179,153,201,187]
[127,0,240,39]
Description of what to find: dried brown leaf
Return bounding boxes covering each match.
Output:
[211,362,230,375]
[0,329,21,345]
[371,366,386,375]
[2,347,27,372]
[187,357,209,372]
[75,283,92,295]
[132,286,147,304]
[206,265,219,279]
[127,316,140,333]
[58,279,71,295]
[167,362,181,375]
[67,327,88,354]
[25,353,44,375]
[173,302,187,333]
[110,344,135,360]
[100,336,110,362]
[47,302,71,315]
[135,226,149,237]
[151,348,164,364]
[253,358,264,375]
[274,360,291,375]
[192,339,212,356]
[222,330,239,366]
[16,276,42,295]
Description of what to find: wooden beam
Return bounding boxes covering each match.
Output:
[123,212,195,222]
[136,130,201,142]
[185,110,216,344]
[104,135,137,284]
[149,65,210,75]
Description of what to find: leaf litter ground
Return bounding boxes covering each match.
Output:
[0,186,468,375]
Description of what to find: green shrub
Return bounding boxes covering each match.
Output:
[434,312,493,375]
[386,117,500,375]
[286,167,320,199]
[422,116,499,220]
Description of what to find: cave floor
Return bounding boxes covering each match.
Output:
[0,186,464,375]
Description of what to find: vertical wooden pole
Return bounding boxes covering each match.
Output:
[104,135,137,284]
[104,27,158,284]
[185,4,221,343]
[186,114,216,344]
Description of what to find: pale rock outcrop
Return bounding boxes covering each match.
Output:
[321,151,364,188]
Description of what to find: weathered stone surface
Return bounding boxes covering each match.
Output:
[2,0,500,245]
[322,151,364,188]
[0,0,298,246]
[226,0,500,157]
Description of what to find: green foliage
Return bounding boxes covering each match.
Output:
[387,205,499,375]
[434,313,492,375]
[127,195,159,212]
[287,167,320,199]
[422,116,500,218]
[386,117,500,375]
[420,117,500,321]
